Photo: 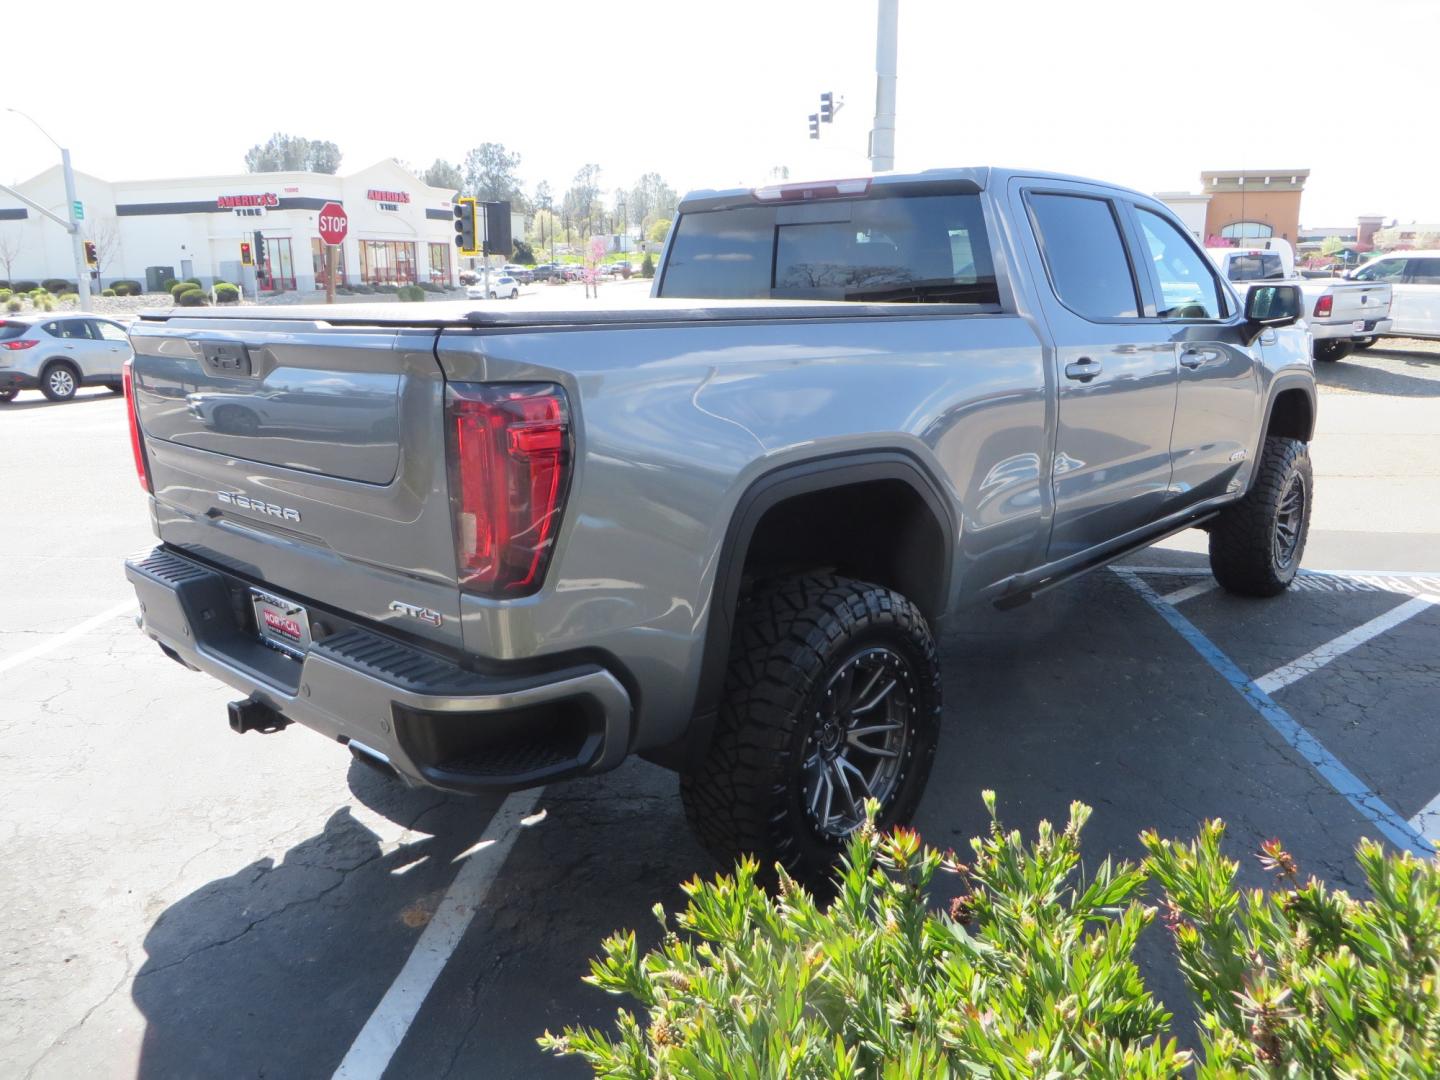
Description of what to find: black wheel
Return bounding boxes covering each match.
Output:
[488,291,497,300]
[680,574,941,886]
[217,405,260,436]
[509,288,518,299]
[41,361,78,401]
[1314,340,1352,363]
[107,383,124,395]
[0,388,16,403]
[1208,436,1313,597]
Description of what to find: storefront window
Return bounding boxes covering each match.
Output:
[358,240,418,285]
[261,237,295,292]
[428,242,452,286]
[311,237,348,287]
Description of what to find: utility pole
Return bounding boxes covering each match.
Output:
[5,109,91,311]
[868,0,899,172]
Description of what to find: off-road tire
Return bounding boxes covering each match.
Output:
[680,573,941,886]
[1314,340,1352,363]
[1208,436,1312,597]
[40,361,79,401]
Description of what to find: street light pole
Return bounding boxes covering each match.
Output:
[868,0,899,172]
[6,108,91,311]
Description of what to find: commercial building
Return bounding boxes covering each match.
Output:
[0,160,464,293]
[1198,169,1309,246]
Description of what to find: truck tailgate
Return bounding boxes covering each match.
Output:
[1322,282,1391,322]
[128,315,464,652]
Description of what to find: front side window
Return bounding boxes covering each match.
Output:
[1137,208,1224,319]
[1353,258,1405,282]
[1027,193,1139,319]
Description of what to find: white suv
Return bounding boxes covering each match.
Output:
[1349,251,1440,341]
[0,314,134,402]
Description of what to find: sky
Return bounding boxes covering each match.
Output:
[5,0,1437,226]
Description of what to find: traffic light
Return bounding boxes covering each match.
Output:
[820,92,834,123]
[454,197,479,255]
[809,113,820,140]
[253,231,267,270]
[83,241,97,266]
[240,241,253,267]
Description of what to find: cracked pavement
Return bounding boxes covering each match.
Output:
[3,341,1439,1078]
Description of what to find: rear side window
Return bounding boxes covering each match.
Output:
[1407,258,1440,284]
[659,194,999,304]
[1227,252,1285,281]
[41,319,96,340]
[1027,194,1139,319]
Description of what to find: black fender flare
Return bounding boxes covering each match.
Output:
[1260,373,1317,442]
[655,449,956,772]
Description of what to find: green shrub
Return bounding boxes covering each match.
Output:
[161,278,177,291]
[543,796,1440,1078]
[11,280,38,293]
[35,295,56,312]
[639,252,655,279]
[349,283,374,294]
[42,278,74,294]
[170,281,198,300]
[374,283,399,294]
[101,288,117,297]
[396,285,426,302]
[111,280,142,297]
[182,277,202,288]
[0,289,10,302]
[4,297,22,313]
[418,281,444,293]
[59,292,79,305]
[213,283,240,304]
[176,288,208,306]
[0,280,8,290]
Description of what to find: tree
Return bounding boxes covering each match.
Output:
[422,159,464,191]
[1320,236,1345,258]
[244,133,342,174]
[628,172,677,234]
[512,239,536,265]
[563,164,603,239]
[0,229,22,283]
[463,143,525,208]
[647,218,673,245]
[87,217,121,281]
[531,209,561,257]
[533,180,553,214]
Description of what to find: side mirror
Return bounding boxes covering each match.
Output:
[1244,283,1302,341]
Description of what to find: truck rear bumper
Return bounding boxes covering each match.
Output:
[1310,317,1392,341]
[125,546,633,793]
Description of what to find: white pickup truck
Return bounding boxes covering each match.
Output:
[1208,244,1392,362]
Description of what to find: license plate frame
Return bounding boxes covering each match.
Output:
[250,588,312,659]
[1352,320,1368,334]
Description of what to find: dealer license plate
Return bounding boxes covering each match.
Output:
[251,589,312,659]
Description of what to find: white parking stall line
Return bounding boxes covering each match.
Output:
[0,600,137,675]
[1114,568,1430,855]
[1409,792,1440,847]
[1123,564,1440,598]
[332,787,544,1080]
[1254,594,1440,695]
[1159,580,1218,605]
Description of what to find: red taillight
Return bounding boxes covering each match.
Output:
[1313,294,1333,318]
[123,359,152,492]
[446,382,571,597]
[2,339,39,350]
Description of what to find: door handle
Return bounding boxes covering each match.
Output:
[1064,357,1102,382]
[1179,348,1221,369]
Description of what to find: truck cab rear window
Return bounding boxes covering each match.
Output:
[659,194,999,305]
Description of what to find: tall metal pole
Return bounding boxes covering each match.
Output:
[869,0,899,172]
[60,147,92,311]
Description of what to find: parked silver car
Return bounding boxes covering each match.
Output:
[0,314,133,401]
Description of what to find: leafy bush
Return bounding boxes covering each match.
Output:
[59,292,79,306]
[4,297,22,313]
[640,252,655,279]
[375,283,399,294]
[35,295,56,312]
[11,281,38,293]
[182,277,202,288]
[42,278,75,294]
[396,285,426,302]
[543,796,1440,1078]
[170,281,198,300]
[161,278,178,291]
[213,283,240,303]
[176,288,208,306]
[0,289,10,302]
[101,288,117,297]
[418,281,444,293]
[111,280,142,296]
[349,283,374,294]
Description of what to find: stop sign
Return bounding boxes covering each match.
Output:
[317,201,348,245]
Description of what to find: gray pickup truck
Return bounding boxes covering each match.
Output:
[122,167,1315,880]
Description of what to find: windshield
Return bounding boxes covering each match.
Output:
[1352,259,1404,282]
[658,192,999,305]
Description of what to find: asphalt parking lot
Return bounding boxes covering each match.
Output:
[3,337,1438,1078]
